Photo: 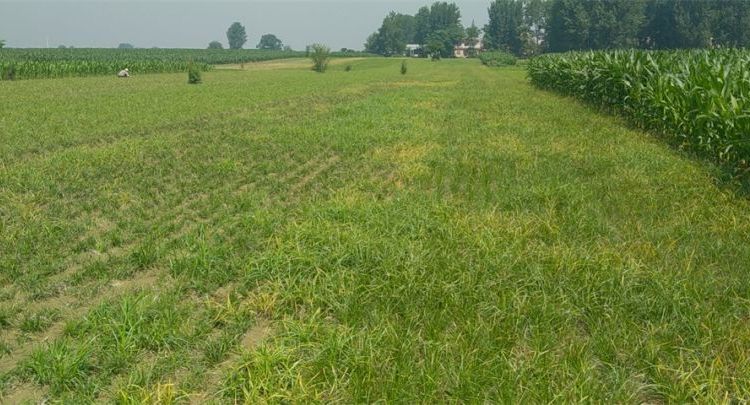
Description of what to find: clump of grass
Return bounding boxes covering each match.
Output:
[401,60,407,75]
[203,334,234,364]
[0,306,15,329]
[25,340,93,395]
[344,64,352,72]
[479,51,517,67]
[0,340,11,356]
[116,382,185,404]
[20,309,59,333]
[188,62,202,84]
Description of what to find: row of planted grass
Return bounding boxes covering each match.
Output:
[527,49,750,181]
[0,48,375,80]
[0,48,306,80]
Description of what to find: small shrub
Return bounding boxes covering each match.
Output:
[345,64,352,72]
[310,44,331,73]
[401,60,407,75]
[2,63,17,81]
[479,51,517,67]
[187,63,202,84]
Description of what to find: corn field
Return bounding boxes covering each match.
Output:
[0,48,304,80]
[528,49,750,177]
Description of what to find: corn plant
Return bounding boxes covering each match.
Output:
[528,49,750,177]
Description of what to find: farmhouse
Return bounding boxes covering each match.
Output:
[405,44,423,57]
[454,40,483,58]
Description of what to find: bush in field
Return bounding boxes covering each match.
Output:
[479,51,517,67]
[310,44,330,73]
[345,64,352,72]
[2,62,16,80]
[528,49,750,177]
[401,60,407,75]
[187,63,202,84]
[207,41,223,49]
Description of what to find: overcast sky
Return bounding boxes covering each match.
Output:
[0,1,490,50]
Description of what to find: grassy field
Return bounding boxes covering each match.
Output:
[1,58,750,403]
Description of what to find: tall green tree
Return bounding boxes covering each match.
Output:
[364,32,383,54]
[521,0,549,55]
[588,0,645,49]
[712,0,750,47]
[226,22,248,49]
[426,26,465,58]
[641,0,677,48]
[673,0,714,48]
[257,34,283,50]
[414,6,432,44]
[365,12,416,55]
[641,0,714,49]
[428,2,462,32]
[425,2,464,57]
[547,0,590,52]
[485,0,525,55]
[365,2,463,56]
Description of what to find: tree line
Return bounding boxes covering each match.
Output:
[490,0,750,56]
[365,2,478,58]
[366,0,750,58]
[209,22,290,51]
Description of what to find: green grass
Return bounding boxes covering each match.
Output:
[528,49,750,182]
[1,58,749,402]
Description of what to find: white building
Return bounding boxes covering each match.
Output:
[405,44,423,57]
[454,40,484,58]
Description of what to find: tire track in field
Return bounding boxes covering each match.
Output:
[187,318,273,404]
[287,155,340,195]
[90,282,241,403]
[0,267,162,375]
[0,149,305,306]
[70,154,339,402]
[4,90,342,167]
[171,158,343,402]
[0,152,338,382]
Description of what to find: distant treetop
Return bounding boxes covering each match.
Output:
[226,22,248,49]
[257,34,283,50]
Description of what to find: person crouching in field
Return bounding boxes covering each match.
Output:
[117,68,130,78]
